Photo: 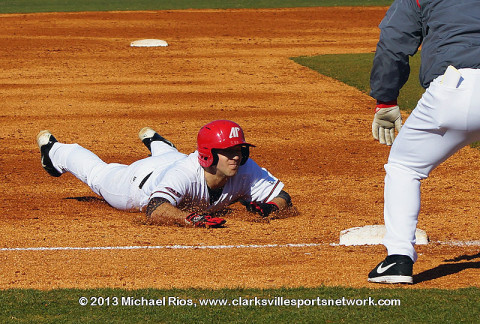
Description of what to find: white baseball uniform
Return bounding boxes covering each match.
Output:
[48,140,284,213]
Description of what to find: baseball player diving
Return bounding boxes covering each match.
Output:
[369,0,480,284]
[36,120,294,227]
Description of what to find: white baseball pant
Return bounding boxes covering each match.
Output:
[48,140,181,211]
[384,67,480,261]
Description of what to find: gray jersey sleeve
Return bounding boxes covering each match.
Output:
[369,0,423,102]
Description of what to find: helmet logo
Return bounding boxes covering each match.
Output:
[229,127,241,138]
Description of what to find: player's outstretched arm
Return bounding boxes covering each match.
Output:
[145,197,225,227]
[145,198,189,226]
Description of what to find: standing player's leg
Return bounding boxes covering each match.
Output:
[382,123,469,262]
[368,68,480,284]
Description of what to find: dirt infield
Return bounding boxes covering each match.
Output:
[1,7,479,290]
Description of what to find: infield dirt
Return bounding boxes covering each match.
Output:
[1,7,479,290]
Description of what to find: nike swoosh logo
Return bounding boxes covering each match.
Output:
[377,262,396,274]
[41,156,47,168]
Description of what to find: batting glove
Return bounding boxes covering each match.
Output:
[372,101,402,146]
[185,213,226,228]
[245,202,279,217]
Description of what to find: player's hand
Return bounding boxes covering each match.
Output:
[185,213,226,228]
[245,202,279,217]
[372,104,402,146]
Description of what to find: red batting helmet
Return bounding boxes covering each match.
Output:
[197,120,255,167]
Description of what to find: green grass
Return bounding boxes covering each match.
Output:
[0,0,393,14]
[0,287,479,323]
[291,53,423,112]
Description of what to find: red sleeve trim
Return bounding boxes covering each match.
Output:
[150,190,177,202]
[262,180,281,203]
[376,100,398,109]
[416,0,420,8]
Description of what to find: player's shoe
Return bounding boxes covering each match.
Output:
[368,254,413,284]
[36,130,62,177]
[138,127,176,152]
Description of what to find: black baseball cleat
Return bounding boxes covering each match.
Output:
[138,127,176,152]
[368,254,413,284]
[36,130,62,177]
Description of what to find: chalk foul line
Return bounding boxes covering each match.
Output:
[1,240,480,252]
[0,243,326,252]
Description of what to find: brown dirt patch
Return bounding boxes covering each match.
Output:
[1,7,479,290]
